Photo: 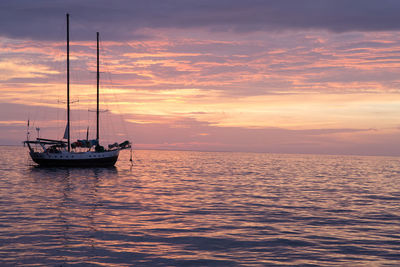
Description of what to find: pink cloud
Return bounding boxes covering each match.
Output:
[2,18,400,156]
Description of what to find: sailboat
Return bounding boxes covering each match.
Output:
[24,14,131,167]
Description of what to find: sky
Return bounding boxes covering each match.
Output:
[2,0,400,156]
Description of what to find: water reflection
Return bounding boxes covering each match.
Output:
[22,165,119,265]
[0,147,400,265]
[28,165,118,178]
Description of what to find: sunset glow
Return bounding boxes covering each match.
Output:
[1,1,400,155]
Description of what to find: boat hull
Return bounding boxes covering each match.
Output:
[29,150,119,168]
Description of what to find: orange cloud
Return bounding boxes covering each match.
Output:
[3,29,400,155]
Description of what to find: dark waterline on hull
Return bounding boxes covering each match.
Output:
[31,155,118,167]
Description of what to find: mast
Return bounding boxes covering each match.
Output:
[96,32,100,142]
[66,13,71,152]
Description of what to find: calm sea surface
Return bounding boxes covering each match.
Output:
[0,146,400,266]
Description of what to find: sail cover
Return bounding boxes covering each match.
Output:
[63,124,69,139]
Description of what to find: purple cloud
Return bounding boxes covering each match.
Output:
[1,0,400,41]
[3,103,399,156]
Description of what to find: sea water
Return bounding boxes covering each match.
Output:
[0,146,399,266]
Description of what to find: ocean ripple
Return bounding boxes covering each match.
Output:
[0,147,399,265]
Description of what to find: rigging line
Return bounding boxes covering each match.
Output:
[57,97,59,139]
[77,97,80,140]
[99,38,131,141]
[99,38,126,142]
[106,105,116,144]
[27,16,65,141]
[87,108,90,139]
[51,21,65,140]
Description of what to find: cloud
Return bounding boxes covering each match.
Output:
[0,59,59,81]
[123,115,400,156]
[3,102,400,156]
[3,2,400,156]
[2,1,400,41]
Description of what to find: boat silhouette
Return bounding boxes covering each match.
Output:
[24,14,131,167]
